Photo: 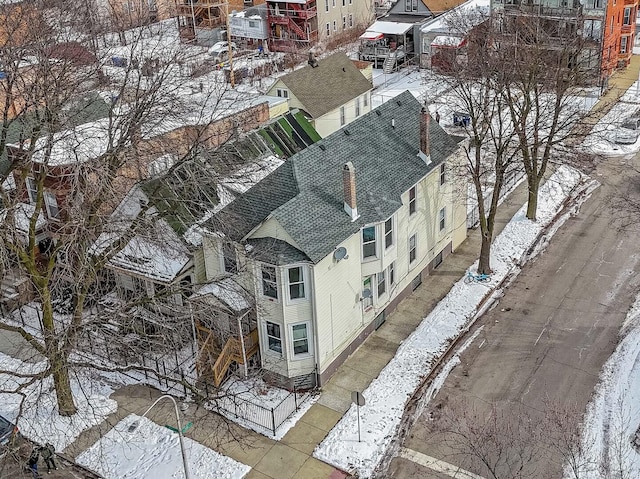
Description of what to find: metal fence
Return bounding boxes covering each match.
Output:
[81,327,313,437]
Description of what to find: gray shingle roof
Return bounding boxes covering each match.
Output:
[278,52,372,119]
[213,90,461,265]
[247,237,310,265]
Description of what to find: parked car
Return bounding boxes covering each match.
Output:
[613,117,640,144]
[0,414,19,448]
[208,41,237,56]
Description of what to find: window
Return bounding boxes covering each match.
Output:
[343,16,346,29]
[340,106,346,126]
[355,96,360,117]
[26,177,37,203]
[624,7,631,24]
[384,217,393,249]
[439,207,446,231]
[377,270,386,298]
[409,186,416,215]
[326,23,330,36]
[288,266,305,299]
[44,191,59,220]
[342,0,346,5]
[362,226,376,258]
[248,20,257,28]
[621,36,628,54]
[223,242,237,273]
[332,0,335,6]
[291,323,310,355]
[610,16,614,34]
[262,265,278,299]
[349,13,353,27]
[266,321,282,353]
[363,92,368,107]
[276,88,288,98]
[388,262,395,286]
[409,234,417,263]
[405,0,417,10]
[333,20,337,31]
[325,0,329,11]
[363,276,373,309]
[440,163,446,185]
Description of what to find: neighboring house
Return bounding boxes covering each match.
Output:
[490,0,635,87]
[359,0,467,70]
[266,0,374,52]
[95,112,320,383]
[265,52,373,138]
[419,0,489,69]
[96,0,177,30]
[229,5,268,46]
[601,0,637,80]
[203,90,467,389]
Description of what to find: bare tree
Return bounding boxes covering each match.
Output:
[0,2,240,416]
[427,10,520,274]
[493,11,597,220]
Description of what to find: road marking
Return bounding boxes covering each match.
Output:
[399,447,487,479]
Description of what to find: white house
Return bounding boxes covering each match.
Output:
[265,52,373,138]
[203,90,467,388]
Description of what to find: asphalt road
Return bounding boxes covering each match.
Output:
[388,155,640,479]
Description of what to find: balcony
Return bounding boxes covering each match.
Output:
[503,2,582,17]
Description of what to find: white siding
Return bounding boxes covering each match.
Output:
[313,91,373,138]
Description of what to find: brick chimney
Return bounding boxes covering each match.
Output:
[343,161,359,222]
[419,107,431,164]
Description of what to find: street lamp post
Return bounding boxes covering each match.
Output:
[132,395,192,479]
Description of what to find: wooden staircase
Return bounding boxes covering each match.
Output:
[208,329,259,387]
[383,50,397,73]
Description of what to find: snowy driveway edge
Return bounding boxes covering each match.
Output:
[313,166,598,479]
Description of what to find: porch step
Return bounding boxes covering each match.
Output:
[383,51,397,74]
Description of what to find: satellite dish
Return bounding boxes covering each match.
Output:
[361,288,372,299]
[333,247,348,261]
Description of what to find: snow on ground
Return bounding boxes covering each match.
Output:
[567,296,640,478]
[314,165,597,478]
[582,81,640,156]
[76,414,250,479]
[0,352,117,450]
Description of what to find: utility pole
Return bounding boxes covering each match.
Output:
[225,2,235,88]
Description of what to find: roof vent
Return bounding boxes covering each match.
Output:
[375,110,382,116]
[397,100,402,106]
[308,52,319,68]
[344,129,350,136]
[319,144,326,151]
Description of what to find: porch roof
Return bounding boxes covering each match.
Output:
[192,278,251,312]
[366,21,414,35]
[431,35,466,47]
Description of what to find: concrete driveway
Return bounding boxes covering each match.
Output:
[388,154,640,478]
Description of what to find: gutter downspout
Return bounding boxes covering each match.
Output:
[309,265,322,387]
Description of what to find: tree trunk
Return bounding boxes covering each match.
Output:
[51,348,77,416]
[526,176,540,221]
[478,231,492,275]
[41,290,77,416]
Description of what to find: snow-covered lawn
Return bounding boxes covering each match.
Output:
[314,165,598,478]
[210,377,318,440]
[0,353,117,450]
[568,296,640,478]
[76,414,250,479]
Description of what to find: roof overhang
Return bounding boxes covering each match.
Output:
[360,31,384,41]
[364,21,414,36]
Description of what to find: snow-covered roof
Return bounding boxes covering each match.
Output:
[365,21,414,35]
[421,0,490,34]
[28,119,120,166]
[104,224,191,283]
[0,203,47,234]
[192,278,251,312]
